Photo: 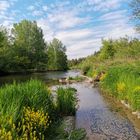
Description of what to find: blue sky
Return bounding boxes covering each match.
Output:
[0,0,138,59]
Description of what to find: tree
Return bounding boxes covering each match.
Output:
[12,20,47,71]
[99,39,116,60]
[0,26,11,73]
[47,38,68,70]
[131,0,140,32]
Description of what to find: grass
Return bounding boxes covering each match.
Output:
[56,87,77,116]
[0,79,53,124]
[68,76,84,82]
[76,38,140,113]
[0,79,85,139]
[100,65,140,111]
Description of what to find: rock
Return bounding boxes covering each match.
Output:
[63,116,75,133]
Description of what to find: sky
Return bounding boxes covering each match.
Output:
[0,0,139,59]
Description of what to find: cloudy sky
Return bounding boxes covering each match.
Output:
[0,0,138,59]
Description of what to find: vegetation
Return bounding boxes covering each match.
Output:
[0,20,68,74]
[47,38,68,71]
[68,58,85,69]
[131,0,140,32]
[56,87,77,116]
[0,80,85,139]
[77,37,140,111]
[68,76,84,82]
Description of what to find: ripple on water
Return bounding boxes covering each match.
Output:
[74,83,140,140]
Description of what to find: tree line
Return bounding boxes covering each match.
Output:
[0,20,68,74]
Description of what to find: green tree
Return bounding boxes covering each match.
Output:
[12,20,47,71]
[131,0,140,32]
[99,39,115,60]
[47,38,68,70]
[0,27,11,73]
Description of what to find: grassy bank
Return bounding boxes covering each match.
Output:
[77,37,140,112]
[0,79,86,139]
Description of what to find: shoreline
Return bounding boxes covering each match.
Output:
[78,74,140,135]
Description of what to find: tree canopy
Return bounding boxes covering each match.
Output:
[47,38,68,70]
[131,0,140,32]
[0,20,68,74]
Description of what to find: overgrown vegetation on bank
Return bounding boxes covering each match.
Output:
[76,37,140,111]
[0,80,85,139]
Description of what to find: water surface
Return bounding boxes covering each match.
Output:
[72,82,140,140]
[0,70,80,85]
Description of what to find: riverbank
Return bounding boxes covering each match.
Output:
[71,82,140,140]
[0,79,87,139]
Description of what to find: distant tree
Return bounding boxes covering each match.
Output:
[99,39,116,60]
[131,0,140,32]
[47,38,68,70]
[12,20,47,71]
[68,57,85,68]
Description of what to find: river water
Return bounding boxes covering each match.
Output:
[72,82,140,140]
[0,70,140,140]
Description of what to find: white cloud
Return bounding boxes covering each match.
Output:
[0,0,138,59]
[47,11,90,29]
[43,5,48,11]
[0,1,10,11]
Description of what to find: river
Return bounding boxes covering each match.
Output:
[0,70,140,140]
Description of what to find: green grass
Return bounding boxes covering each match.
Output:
[101,65,140,111]
[0,79,54,124]
[56,87,77,116]
[0,80,86,139]
[68,76,84,82]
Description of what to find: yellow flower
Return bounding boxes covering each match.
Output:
[134,86,140,92]
[93,71,97,78]
[117,82,126,93]
[100,73,107,81]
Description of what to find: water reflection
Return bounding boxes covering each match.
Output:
[0,70,80,85]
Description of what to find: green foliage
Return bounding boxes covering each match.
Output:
[47,38,68,70]
[68,76,84,82]
[56,87,77,116]
[47,120,86,140]
[0,27,11,73]
[0,21,68,73]
[78,37,140,112]
[99,39,115,60]
[12,20,47,71]
[130,0,140,32]
[101,65,140,111]
[68,58,85,68]
[0,80,85,139]
[0,80,54,124]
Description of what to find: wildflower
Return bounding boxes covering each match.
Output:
[134,86,140,92]
[117,82,126,93]
[100,73,107,81]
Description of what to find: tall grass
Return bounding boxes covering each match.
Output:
[101,65,140,111]
[56,87,77,116]
[0,79,54,124]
